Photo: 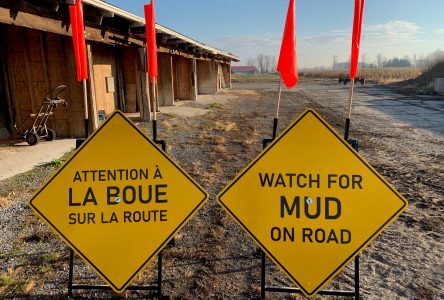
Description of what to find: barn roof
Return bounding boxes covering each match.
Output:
[84,0,240,62]
[0,0,239,62]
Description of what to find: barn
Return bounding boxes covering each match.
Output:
[0,0,239,139]
[231,66,258,75]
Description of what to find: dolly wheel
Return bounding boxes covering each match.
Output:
[26,132,40,146]
[46,129,56,141]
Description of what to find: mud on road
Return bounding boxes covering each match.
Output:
[0,80,442,299]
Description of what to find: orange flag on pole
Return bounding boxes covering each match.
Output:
[69,0,88,81]
[144,0,158,80]
[277,0,298,88]
[349,0,365,79]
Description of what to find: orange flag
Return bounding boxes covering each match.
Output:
[349,0,365,79]
[144,0,158,80]
[69,0,88,81]
[277,0,298,88]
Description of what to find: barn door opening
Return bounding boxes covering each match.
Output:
[0,32,13,139]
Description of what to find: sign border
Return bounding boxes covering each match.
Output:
[217,108,407,297]
[29,110,208,292]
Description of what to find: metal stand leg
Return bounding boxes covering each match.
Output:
[261,250,266,300]
[354,255,360,300]
[157,251,163,299]
[153,120,157,141]
[68,249,74,297]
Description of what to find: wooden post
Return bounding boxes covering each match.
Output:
[82,79,89,137]
[275,80,282,119]
[344,79,355,141]
[137,47,151,121]
[86,43,98,132]
[191,58,198,100]
[152,78,158,121]
[115,47,126,112]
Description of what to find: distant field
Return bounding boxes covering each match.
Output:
[301,67,424,84]
[232,68,425,84]
[232,73,280,83]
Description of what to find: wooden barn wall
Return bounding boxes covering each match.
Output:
[1,24,84,138]
[91,44,118,115]
[173,55,193,100]
[0,41,12,138]
[196,60,217,95]
[222,63,231,88]
[121,46,138,113]
[157,52,174,106]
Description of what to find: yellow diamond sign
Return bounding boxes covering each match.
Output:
[29,111,208,293]
[217,108,407,297]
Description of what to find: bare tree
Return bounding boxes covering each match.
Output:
[332,55,338,70]
[257,54,265,73]
[361,53,367,70]
[264,55,272,73]
[270,56,277,72]
[403,55,412,66]
[376,53,383,68]
[429,49,444,64]
[246,58,256,66]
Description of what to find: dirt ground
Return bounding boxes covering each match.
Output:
[0,79,442,299]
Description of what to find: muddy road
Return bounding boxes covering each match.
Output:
[0,80,442,299]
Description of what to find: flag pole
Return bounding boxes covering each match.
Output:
[273,79,283,139]
[82,79,89,138]
[344,79,355,141]
[152,77,158,140]
[345,0,365,141]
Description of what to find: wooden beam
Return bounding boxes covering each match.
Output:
[166,39,187,45]
[129,21,144,28]
[84,7,114,25]
[0,0,58,18]
[84,8,114,18]
[59,0,75,4]
[0,7,145,46]
[158,33,169,44]
[128,22,146,34]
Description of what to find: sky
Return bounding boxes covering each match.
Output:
[105,0,444,68]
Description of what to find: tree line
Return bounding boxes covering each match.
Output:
[245,49,444,73]
[245,55,277,73]
[332,49,444,70]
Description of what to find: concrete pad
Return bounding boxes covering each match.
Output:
[0,139,76,181]
[159,92,238,118]
[160,103,208,117]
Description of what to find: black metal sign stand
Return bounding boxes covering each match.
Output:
[259,137,361,300]
[68,134,169,299]
[68,249,164,299]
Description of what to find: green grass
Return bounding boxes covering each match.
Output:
[46,159,62,170]
[0,270,25,295]
[163,112,179,119]
[207,103,224,110]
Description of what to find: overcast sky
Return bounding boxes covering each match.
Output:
[105,0,444,68]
